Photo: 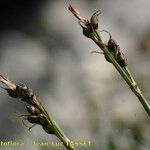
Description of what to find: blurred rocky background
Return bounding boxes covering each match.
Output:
[0,0,150,150]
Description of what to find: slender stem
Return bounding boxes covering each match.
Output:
[122,67,133,83]
[133,87,150,116]
[123,66,135,83]
[33,97,75,150]
[37,101,75,149]
[92,30,150,117]
[47,119,75,150]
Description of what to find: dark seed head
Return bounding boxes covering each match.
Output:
[82,26,93,38]
[16,84,27,97]
[107,36,120,54]
[27,115,38,124]
[4,88,18,98]
[16,84,34,101]
[43,125,55,134]
[100,30,120,54]
[117,52,127,67]
[27,114,48,126]
[38,114,48,126]
[26,105,41,115]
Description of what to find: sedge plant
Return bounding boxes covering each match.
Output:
[0,4,150,150]
[0,75,75,150]
[68,4,150,117]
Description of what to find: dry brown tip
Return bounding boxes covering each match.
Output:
[68,4,80,15]
[68,4,88,22]
[68,4,81,20]
[0,75,16,90]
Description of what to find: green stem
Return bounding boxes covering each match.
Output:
[133,86,150,116]
[47,119,75,150]
[38,103,75,150]
[92,30,150,117]
[123,66,135,83]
